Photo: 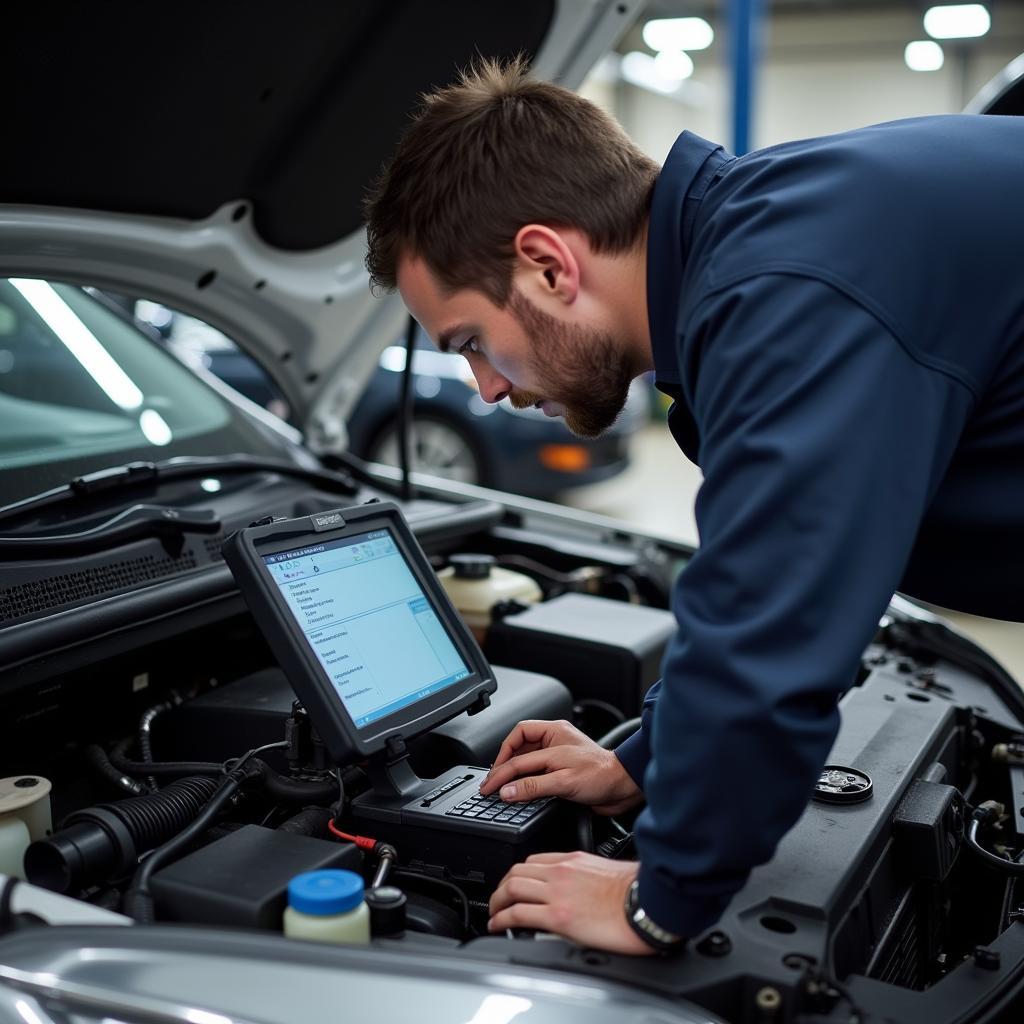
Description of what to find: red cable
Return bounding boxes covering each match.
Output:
[328,818,377,850]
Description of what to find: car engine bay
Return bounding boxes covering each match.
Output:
[3,464,1024,1023]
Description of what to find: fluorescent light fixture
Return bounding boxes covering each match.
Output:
[621,51,682,95]
[924,4,990,39]
[654,49,694,81]
[642,17,714,52]
[139,408,173,446]
[905,40,945,71]
[10,278,144,410]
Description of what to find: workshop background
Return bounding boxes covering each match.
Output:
[138,3,1024,680]
[562,0,1024,677]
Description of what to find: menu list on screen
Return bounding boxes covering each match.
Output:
[264,529,470,727]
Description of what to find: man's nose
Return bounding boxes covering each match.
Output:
[472,363,511,405]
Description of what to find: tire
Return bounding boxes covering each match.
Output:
[366,415,487,487]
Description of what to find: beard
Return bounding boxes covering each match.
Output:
[505,289,634,439]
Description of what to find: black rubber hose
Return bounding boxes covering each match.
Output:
[139,700,173,790]
[24,776,219,894]
[259,762,338,804]
[108,741,222,779]
[967,819,1024,876]
[277,806,334,838]
[84,744,151,797]
[124,764,259,923]
[104,776,220,850]
[597,717,642,750]
[576,807,595,853]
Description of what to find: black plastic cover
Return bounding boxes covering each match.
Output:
[150,824,360,929]
[485,593,675,715]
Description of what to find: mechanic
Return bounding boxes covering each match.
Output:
[363,58,1024,955]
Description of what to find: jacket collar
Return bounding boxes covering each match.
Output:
[646,131,733,394]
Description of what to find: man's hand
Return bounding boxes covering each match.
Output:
[488,853,653,954]
[479,719,643,815]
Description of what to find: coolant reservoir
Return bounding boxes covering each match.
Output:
[0,776,52,880]
[438,554,541,642]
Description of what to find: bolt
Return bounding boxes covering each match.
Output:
[755,986,782,1015]
[696,930,732,957]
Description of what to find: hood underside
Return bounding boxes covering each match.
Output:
[4,2,560,250]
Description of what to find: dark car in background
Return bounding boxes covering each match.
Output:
[132,301,649,497]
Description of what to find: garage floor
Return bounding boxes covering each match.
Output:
[566,424,1024,684]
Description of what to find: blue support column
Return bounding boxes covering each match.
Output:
[729,0,764,155]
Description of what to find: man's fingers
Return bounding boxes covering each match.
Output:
[486,740,543,781]
[488,876,548,916]
[524,851,577,865]
[489,720,566,772]
[488,902,555,934]
[480,749,561,796]
[490,767,569,803]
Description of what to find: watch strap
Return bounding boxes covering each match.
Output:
[624,879,685,953]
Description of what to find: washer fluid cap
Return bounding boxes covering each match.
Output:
[812,765,873,805]
[450,553,495,580]
[288,869,364,915]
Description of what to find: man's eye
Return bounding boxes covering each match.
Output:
[457,337,479,356]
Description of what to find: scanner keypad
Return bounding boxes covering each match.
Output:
[445,790,551,826]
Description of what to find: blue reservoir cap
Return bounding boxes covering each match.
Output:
[288,869,364,916]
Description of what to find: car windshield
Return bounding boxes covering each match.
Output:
[0,278,292,506]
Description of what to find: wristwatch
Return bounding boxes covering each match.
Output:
[624,879,686,953]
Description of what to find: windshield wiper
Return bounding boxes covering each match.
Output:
[0,455,357,527]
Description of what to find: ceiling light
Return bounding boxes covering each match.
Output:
[642,17,714,52]
[654,50,694,81]
[620,51,683,95]
[905,40,945,71]
[923,4,990,39]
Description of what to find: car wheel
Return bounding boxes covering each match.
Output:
[367,415,487,486]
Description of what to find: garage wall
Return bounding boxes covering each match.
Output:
[581,5,1024,159]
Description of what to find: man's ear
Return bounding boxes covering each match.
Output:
[512,225,580,306]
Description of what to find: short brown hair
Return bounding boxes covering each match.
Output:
[364,56,659,305]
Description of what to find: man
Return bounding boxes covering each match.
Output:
[364,57,1024,954]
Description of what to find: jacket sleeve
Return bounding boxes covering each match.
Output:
[614,680,661,785]
[634,273,975,937]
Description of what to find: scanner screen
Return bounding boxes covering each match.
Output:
[263,529,470,728]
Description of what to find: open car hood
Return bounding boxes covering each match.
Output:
[965,51,1024,115]
[0,0,640,448]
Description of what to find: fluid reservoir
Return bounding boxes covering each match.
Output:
[283,869,370,945]
[0,776,52,880]
[438,554,542,642]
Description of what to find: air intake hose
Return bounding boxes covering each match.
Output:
[24,775,219,894]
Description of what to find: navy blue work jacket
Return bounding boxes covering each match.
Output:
[615,115,1024,937]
